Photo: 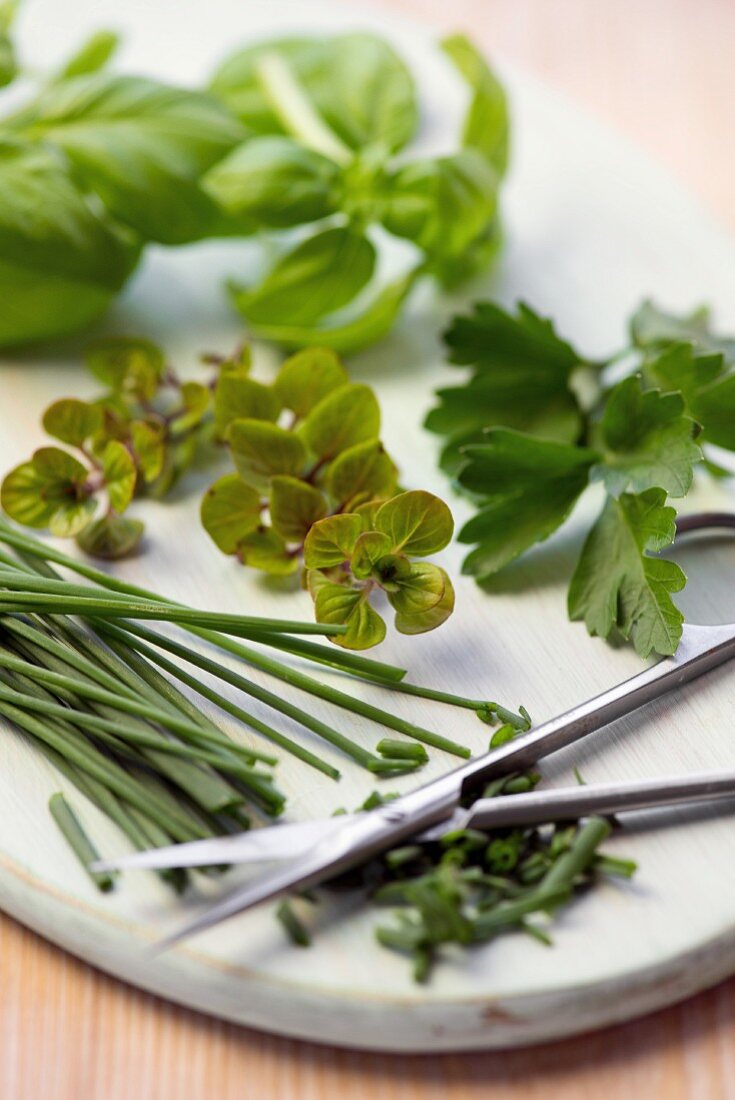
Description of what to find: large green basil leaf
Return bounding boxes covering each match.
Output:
[210,33,417,153]
[0,139,138,346]
[381,149,498,260]
[204,136,339,232]
[442,35,509,177]
[232,225,376,327]
[15,74,244,243]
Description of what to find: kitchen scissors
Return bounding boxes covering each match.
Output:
[94,511,735,948]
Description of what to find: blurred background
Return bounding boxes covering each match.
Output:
[374,0,734,229]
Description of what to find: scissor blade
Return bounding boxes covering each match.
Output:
[156,794,461,949]
[91,817,356,873]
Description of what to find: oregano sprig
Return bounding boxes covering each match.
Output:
[1,336,227,558]
[201,346,456,649]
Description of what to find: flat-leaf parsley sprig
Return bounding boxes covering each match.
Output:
[427,299,735,658]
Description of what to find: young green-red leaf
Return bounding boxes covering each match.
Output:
[86,337,166,400]
[273,346,348,418]
[374,490,453,556]
[42,398,103,447]
[592,375,701,498]
[303,513,363,568]
[568,488,685,658]
[300,383,380,460]
[457,430,597,579]
[232,226,376,328]
[228,418,307,489]
[269,475,327,542]
[238,526,298,575]
[1,461,60,528]
[214,371,280,437]
[313,582,387,650]
[387,561,446,616]
[200,472,261,554]
[327,439,397,508]
[76,512,144,559]
[350,531,392,579]
[394,569,455,635]
[170,381,211,436]
[102,440,136,513]
[130,420,165,483]
[12,447,97,536]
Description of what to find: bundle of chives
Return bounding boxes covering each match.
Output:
[0,518,528,889]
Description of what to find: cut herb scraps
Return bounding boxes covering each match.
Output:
[427,299,735,658]
[277,772,635,983]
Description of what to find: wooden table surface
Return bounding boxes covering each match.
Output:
[4,1,735,1097]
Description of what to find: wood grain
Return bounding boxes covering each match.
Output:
[4,0,735,1096]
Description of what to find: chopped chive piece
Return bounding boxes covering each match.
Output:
[376,739,429,764]
[276,899,311,947]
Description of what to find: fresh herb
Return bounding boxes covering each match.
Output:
[48,791,116,892]
[0,519,526,786]
[0,23,507,350]
[426,299,735,657]
[1,336,227,558]
[200,345,455,649]
[282,767,633,982]
[207,33,508,351]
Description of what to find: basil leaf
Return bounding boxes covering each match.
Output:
[394,571,455,636]
[441,34,509,176]
[42,398,103,447]
[55,30,120,81]
[382,149,498,261]
[303,513,362,568]
[17,74,243,243]
[0,139,137,346]
[204,136,340,232]
[237,269,417,354]
[232,225,376,327]
[210,33,417,153]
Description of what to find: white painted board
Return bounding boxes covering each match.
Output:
[2,0,735,1052]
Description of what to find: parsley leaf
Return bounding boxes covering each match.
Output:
[457,430,596,578]
[567,488,685,658]
[591,375,701,497]
[427,302,583,472]
[646,344,735,451]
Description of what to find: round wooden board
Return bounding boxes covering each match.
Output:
[3,0,735,1053]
